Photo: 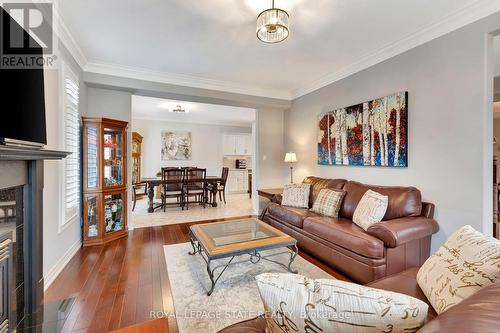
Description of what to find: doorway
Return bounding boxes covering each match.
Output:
[129,95,257,228]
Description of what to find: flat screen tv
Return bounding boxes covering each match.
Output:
[0,7,47,147]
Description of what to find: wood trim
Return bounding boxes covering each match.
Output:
[81,117,129,127]
[190,218,295,257]
[257,188,283,200]
[132,132,143,143]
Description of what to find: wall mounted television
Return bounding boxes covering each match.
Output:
[0,7,47,147]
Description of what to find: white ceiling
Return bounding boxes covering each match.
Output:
[132,96,255,126]
[59,0,500,99]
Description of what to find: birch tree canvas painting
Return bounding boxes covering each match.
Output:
[318,91,408,167]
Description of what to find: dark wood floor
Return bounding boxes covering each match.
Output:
[45,219,348,333]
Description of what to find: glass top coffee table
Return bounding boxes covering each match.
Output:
[188,218,298,295]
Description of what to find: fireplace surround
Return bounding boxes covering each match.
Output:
[0,146,68,332]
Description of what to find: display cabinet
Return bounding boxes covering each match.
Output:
[132,132,143,184]
[82,117,128,246]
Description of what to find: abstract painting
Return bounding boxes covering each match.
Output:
[161,131,192,160]
[318,91,408,167]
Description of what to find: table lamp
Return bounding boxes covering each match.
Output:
[284,152,297,184]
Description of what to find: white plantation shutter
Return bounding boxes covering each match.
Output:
[63,65,80,224]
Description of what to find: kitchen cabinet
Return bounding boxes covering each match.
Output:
[222,134,252,155]
[226,170,249,193]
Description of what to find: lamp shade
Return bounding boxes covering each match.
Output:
[284,152,297,163]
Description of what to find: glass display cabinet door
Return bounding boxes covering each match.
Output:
[103,192,125,233]
[103,127,124,187]
[86,125,99,189]
[132,140,140,155]
[85,195,99,238]
[132,157,140,184]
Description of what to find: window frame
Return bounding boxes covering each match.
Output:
[59,61,81,232]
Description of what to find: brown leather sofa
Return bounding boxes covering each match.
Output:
[263,177,439,284]
[218,268,500,332]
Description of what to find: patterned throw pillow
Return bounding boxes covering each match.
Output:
[281,184,311,208]
[352,190,388,231]
[256,273,428,333]
[416,225,500,314]
[311,188,345,217]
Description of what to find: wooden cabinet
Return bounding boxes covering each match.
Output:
[82,117,128,247]
[227,170,249,193]
[132,132,143,184]
[222,134,252,155]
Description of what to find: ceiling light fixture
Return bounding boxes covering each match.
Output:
[169,105,189,113]
[256,0,289,44]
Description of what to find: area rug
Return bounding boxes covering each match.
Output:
[164,242,333,333]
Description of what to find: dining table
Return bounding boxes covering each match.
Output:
[140,176,223,213]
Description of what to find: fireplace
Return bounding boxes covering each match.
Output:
[0,185,24,330]
[0,146,68,332]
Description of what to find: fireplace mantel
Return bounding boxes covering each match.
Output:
[0,146,69,161]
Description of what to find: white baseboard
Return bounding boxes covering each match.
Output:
[44,240,81,291]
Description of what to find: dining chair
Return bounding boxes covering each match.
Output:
[183,168,206,210]
[208,167,229,204]
[161,168,185,211]
[132,182,147,211]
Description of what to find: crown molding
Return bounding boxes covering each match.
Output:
[290,0,500,99]
[55,14,87,68]
[84,61,292,100]
[50,1,87,68]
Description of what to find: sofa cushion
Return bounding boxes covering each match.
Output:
[311,188,345,217]
[340,181,422,220]
[352,190,388,230]
[267,203,319,229]
[256,273,428,333]
[367,268,437,322]
[302,176,347,207]
[281,183,310,208]
[303,216,385,259]
[417,225,500,315]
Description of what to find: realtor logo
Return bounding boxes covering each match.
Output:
[0,1,57,68]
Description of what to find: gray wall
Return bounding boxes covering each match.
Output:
[286,12,500,252]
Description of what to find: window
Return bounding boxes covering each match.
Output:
[61,63,80,227]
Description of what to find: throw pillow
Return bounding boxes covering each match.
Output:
[352,190,388,231]
[416,225,500,314]
[256,273,428,333]
[311,188,345,217]
[281,184,311,208]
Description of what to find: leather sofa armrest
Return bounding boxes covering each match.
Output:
[417,283,500,333]
[366,217,439,248]
[271,193,282,204]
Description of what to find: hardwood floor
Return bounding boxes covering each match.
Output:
[45,220,349,333]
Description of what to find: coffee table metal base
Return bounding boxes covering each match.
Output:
[188,232,298,296]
